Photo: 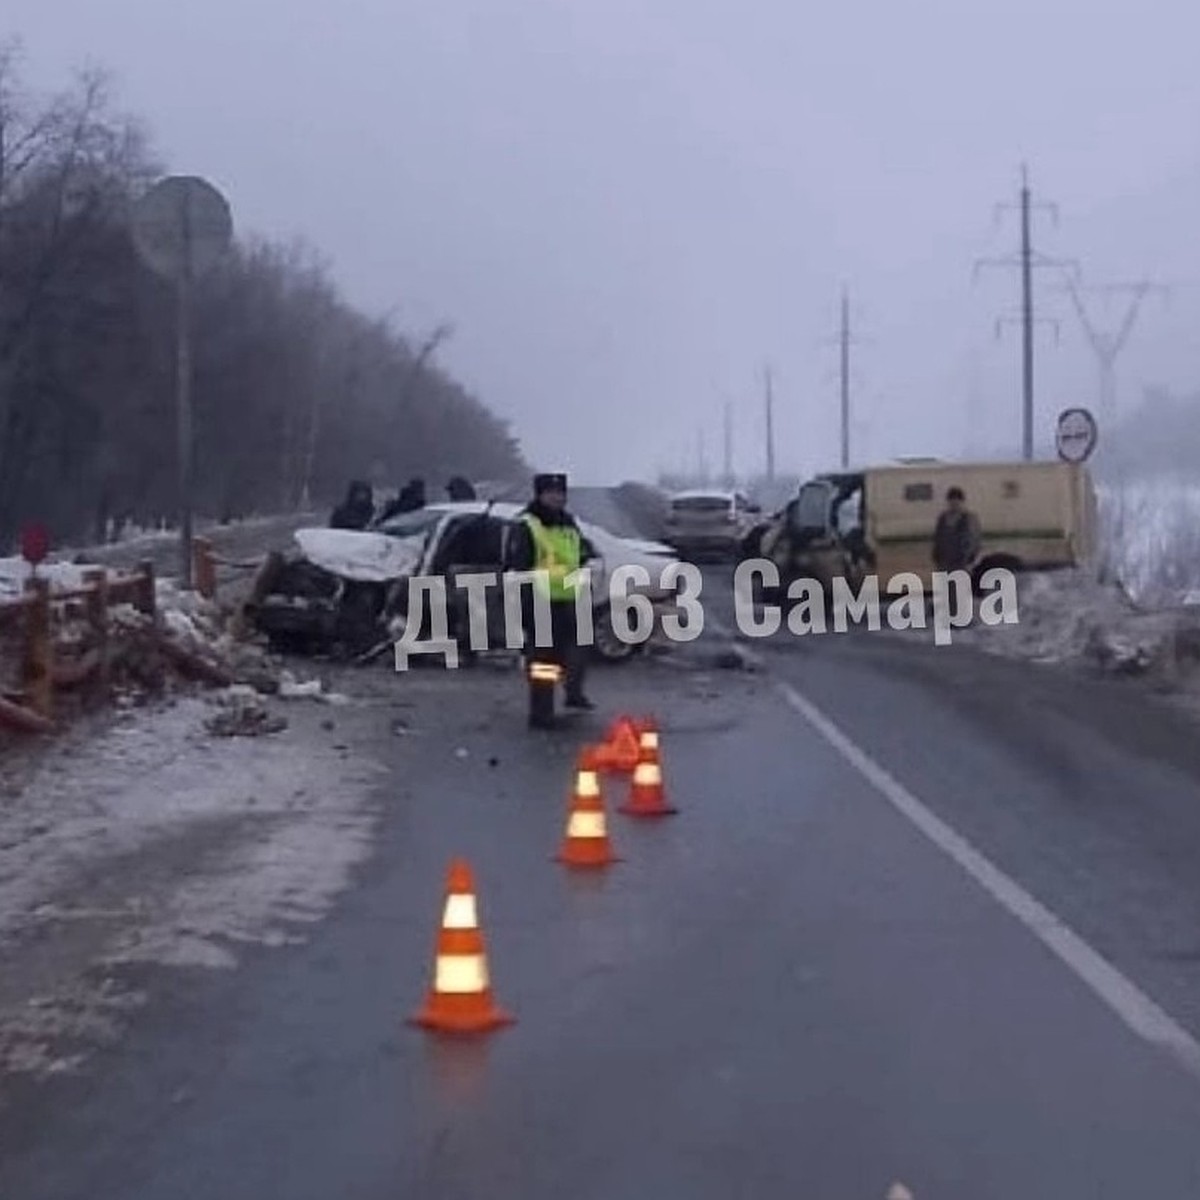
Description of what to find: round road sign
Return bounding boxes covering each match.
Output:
[1055,407,1098,463]
[131,175,232,281]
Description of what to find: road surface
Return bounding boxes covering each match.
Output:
[4,564,1200,1197]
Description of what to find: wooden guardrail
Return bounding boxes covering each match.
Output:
[190,537,269,601]
[0,561,157,733]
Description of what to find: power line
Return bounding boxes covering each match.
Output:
[973,164,1077,459]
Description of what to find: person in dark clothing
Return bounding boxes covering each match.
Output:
[932,486,982,572]
[404,478,426,510]
[504,472,598,726]
[329,480,375,530]
[378,478,427,522]
[446,476,477,501]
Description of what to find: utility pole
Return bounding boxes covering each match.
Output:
[722,401,734,486]
[821,288,865,469]
[175,199,194,586]
[763,364,776,483]
[839,290,851,469]
[973,164,1075,460]
[1060,279,1168,424]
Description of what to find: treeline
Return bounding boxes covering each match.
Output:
[0,43,525,549]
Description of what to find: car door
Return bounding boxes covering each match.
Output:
[785,481,844,584]
[436,514,511,650]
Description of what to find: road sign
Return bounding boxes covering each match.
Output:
[131,176,232,281]
[1055,407,1098,463]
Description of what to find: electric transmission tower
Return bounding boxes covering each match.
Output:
[973,164,1077,459]
[1058,278,1169,424]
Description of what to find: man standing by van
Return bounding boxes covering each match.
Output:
[932,486,982,573]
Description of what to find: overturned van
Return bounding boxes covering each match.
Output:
[754,459,1099,595]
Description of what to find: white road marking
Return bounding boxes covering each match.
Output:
[717,622,1200,1083]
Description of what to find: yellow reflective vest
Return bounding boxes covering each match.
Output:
[523,513,583,601]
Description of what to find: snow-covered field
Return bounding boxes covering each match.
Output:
[1097,479,1200,606]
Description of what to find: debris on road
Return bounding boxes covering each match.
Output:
[278,669,351,705]
[204,688,289,738]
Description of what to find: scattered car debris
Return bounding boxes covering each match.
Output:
[204,688,288,738]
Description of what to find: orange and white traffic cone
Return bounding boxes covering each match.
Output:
[635,717,660,755]
[619,734,676,817]
[556,749,619,867]
[410,858,514,1034]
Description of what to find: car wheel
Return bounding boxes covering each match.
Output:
[590,603,640,664]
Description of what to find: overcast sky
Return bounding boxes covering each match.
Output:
[7,1,1200,483]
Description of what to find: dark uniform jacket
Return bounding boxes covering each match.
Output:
[932,508,982,571]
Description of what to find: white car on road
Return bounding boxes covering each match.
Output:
[662,489,762,562]
[250,500,682,663]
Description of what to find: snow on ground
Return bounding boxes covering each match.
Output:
[1097,478,1200,606]
[0,695,383,961]
[953,567,1187,674]
[0,512,386,1087]
[0,558,111,601]
[0,686,387,1083]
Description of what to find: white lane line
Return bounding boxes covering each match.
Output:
[714,621,1200,1082]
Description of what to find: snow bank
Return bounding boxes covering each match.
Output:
[960,565,1200,682]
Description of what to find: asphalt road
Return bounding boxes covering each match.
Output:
[5,565,1200,1197]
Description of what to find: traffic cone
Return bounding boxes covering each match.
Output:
[556,749,619,867]
[599,715,641,772]
[619,735,676,816]
[410,858,514,1034]
[635,717,660,754]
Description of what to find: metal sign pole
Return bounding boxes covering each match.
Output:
[177,189,195,588]
[131,174,232,592]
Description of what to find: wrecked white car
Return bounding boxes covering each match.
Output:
[246,501,681,663]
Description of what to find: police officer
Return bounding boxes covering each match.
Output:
[504,472,598,728]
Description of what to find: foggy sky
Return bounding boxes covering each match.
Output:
[7,0,1200,483]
